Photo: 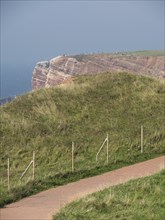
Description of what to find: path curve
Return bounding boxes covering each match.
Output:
[1,156,164,220]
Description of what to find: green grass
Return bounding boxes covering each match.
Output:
[71,50,165,60]
[0,72,164,207]
[124,50,165,57]
[54,170,165,220]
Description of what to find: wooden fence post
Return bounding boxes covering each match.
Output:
[141,126,144,153]
[33,151,35,180]
[7,158,10,191]
[72,142,74,172]
[107,133,109,164]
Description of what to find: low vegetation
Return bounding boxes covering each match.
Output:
[0,72,164,207]
[54,170,165,220]
[124,50,165,57]
[71,50,165,60]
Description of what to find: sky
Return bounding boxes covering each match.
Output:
[0,0,164,98]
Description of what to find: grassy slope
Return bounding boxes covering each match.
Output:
[0,72,164,207]
[54,170,165,220]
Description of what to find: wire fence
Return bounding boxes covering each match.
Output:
[4,123,164,192]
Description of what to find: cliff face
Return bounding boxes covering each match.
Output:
[32,54,165,90]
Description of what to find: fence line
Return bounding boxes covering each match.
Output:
[5,125,149,190]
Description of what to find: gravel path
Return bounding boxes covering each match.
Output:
[1,156,164,220]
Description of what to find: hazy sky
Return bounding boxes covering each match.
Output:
[1,0,164,98]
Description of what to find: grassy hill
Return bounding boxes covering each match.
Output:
[54,170,165,220]
[0,72,164,206]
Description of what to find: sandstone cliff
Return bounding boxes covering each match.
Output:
[32,53,165,90]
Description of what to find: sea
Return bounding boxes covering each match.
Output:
[0,65,32,105]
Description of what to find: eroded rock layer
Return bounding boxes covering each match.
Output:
[32,54,165,90]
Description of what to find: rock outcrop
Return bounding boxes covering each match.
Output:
[32,54,165,90]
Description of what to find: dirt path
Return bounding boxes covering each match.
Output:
[1,156,164,220]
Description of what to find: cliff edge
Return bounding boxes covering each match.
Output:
[32,53,165,90]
